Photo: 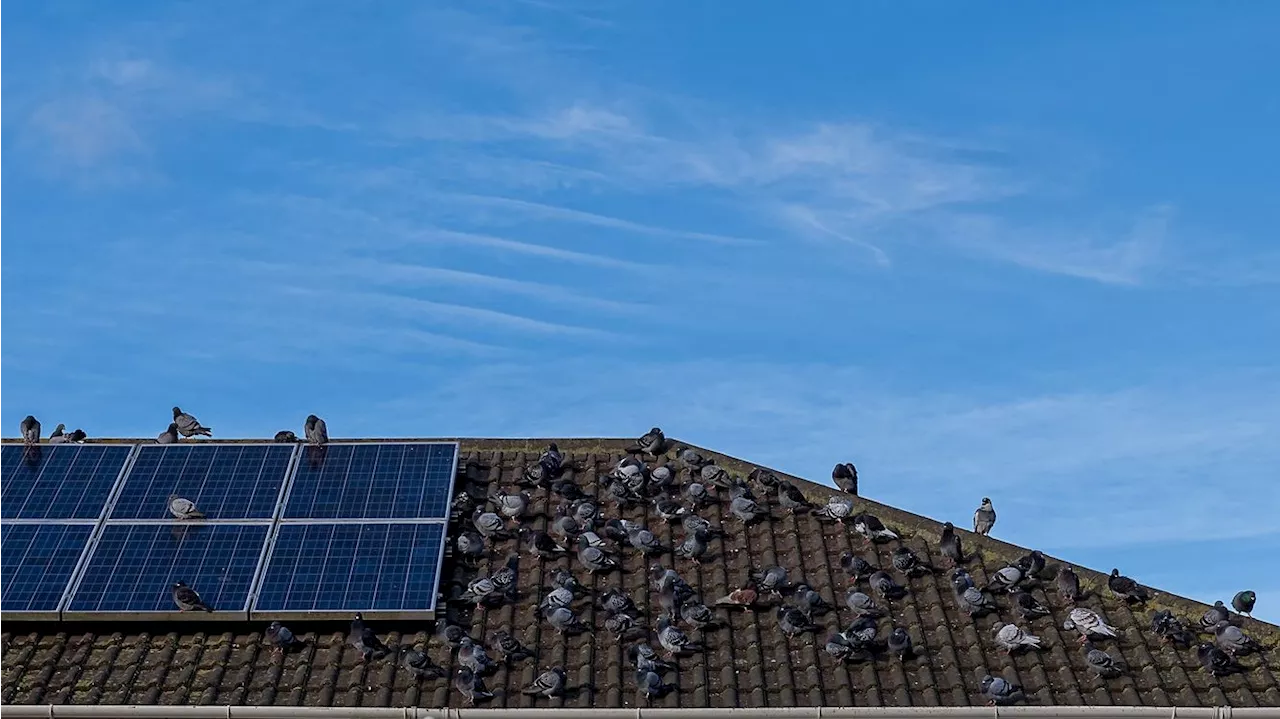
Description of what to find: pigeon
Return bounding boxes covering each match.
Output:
[657,617,699,657]
[973,498,996,535]
[852,513,899,543]
[522,666,567,698]
[456,531,487,561]
[845,590,883,618]
[1214,620,1263,656]
[454,668,494,705]
[652,566,695,599]
[684,481,712,507]
[776,605,816,637]
[490,488,531,521]
[1017,550,1047,578]
[172,407,212,437]
[265,621,303,652]
[729,494,766,523]
[1063,608,1120,642]
[575,536,619,573]
[551,479,587,504]
[652,496,688,523]
[680,600,715,632]
[1200,601,1232,631]
[649,464,676,491]
[1056,565,1083,602]
[490,553,520,598]
[791,583,834,618]
[539,443,565,476]
[980,674,1025,706]
[172,581,213,612]
[870,571,907,600]
[157,423,180,444]
[49,424,68,443]
[634,427,666,456]
[168,495,204,520]
[460,576,501,607]
[699,463,732,488]
[539,586,576,613]
[676,446,709,469]
[680,514,723,538]
[472,508,511,539]
[402,646,447,679]
[813,496,855,523]
[522,461,552,489]
[571,498,599,525]
[823,632,858,662]
[605,612,640,640]
[1012,591,1051,619]
[985,565,1024,593]
[547,507,579,541]
[550,567,585,596]
[842,615,879,648]
[1150,610,1195,648]
[20,416,40,445]
[303,414,328,445]
[436,621,471,649]
[543,605,592,634]
[599,587,638,616]
[523,529,567,559]
[751,565,789,597]
[714,582,760,609]
[604,478,639,507]
[1197,642,1244,676]
[832,462,858,495]
[628,643,675,675]
[777,481,813,513]
[349,612,387,660]
[840,553,875,584]
[993,621,1043,654]
[1082,642,1126,678]
[891,546,932,577]
[675,529,711,563]
[1108,568,1150,603]
[67,429,87,443]
[635,669,675,701]
[1232,590,1257,618]
[956,585,996,616]
[627,525,667,555]
[887,627,914,660]
[273,430,298,443]
[749,468,781,490]
[951,568,974,592]
[458,636,497,674]
[491,629,534,663]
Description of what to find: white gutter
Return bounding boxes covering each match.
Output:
[3,707,1279,719]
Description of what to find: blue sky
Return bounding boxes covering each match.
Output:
[4,2,1278,621]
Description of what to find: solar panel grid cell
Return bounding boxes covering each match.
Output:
[109,445,294,520]
[1,445,133,520]
[284,443,454,519]
[0,524,93,614]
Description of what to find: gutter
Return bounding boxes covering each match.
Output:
[4,707,1280,719]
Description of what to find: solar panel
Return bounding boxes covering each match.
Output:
[109,444,295,520]
[252,522,445,618]
[65,524,268,619]
[0,524,93,617]
[282,443,457,519]
[2,445,133,520]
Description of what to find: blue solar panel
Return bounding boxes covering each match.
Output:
[109,445,294,520]
[1,524,92,614]
[253,523,444,613]
[67,524,267,614]
[283,443,456,519]
[2,445,133,520]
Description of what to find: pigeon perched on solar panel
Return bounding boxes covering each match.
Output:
[458,636,497,674]
[832,462,858,495]
[891,546,932,577]
[973,497,996,535]
[840,552,875,584]
[714,581,759,609]
[157,422,180,444]
[844,589,882,618]
[401,646,447,679]
[543,605,591,634]
[48,424,68,443]
[813,495,855,523]
[1233,590,1257,618]
[265,621,303,653]
[1150,609,1195,648]
[985,564,1024,593]
[1082,642,1126,678]
[633,427,666,456]
[675,529,710,563]
[273,430,298,443]
[1108,568,1150,603]
[887,627,915,660]
[937,537,967,570]
[167,495,204,520]
[1056,565,1083,602]
[523,528,567,559]
[522,666,567,698]
[172,407,212,437]
[454,667,494,705]
[1214,620,1263,656]
[1200,600,1231,631]
[1063,607,1119,642]
[20,415,40,445]
[491,629,535,664]
[349,612,388,660]
[852,513,899,543]
[1012,591,1051,619]
[635,669,675,701]
[172,581,214,612]
[980,674,1025,706]
[992,621,1043,654]
[68,428,87,442]
[657,616,700,658]
[304,414,328,445]
[1197,642,1244,676]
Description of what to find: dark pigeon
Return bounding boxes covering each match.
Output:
[1232,590,1256,618]
[157,423,180,444]
[1108,568,1150,604]
[1200,601,1232,632]
[870,570,907,600]
[273,430,298,443]
[980,674,1025,706]
[172,406,212,437]
[633,427,666,456]
[1056,565,1083,603]
[776,605,817,637]
[349,612,388,660]
[1012,591,1051,620]
[1197,642,1244,676]
[1082,641,1127,678]
[1150,609,1195,648]
[891,546,932,577]
[20,416,40,445]
[304,414,328,445]
[454,668,494,705]
[522,666,567,698]
[840,552,875,584]
[491,629,534,664]
[887,627,914,660]
[402,646,447,679]
[172,581,213,612]
[832,462,858,495]
[265,621,303,652]
[1017,550,1047,578]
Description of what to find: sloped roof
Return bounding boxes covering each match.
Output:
[2,438,1277,709]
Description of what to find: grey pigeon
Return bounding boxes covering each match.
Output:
[986,565,1024,593]
[680,514,722,538]
[522,666,567,698]
[273,430,298,443]
[460,576,500,607]
[458,636,496,674]
[776,605,816,637]
[436,621,471,649]
[491,629,535,664]
[1197,642,1244,676]
[157,423,180,444]
[605,612,640,640]
[20,416,40,445]
[1056,565,1083,602]
[172,581,213,612]
[49,424,68,443]
[1214,620,1263,656]
[454,667,493,705]
[523,529,567,559]
[870,570,907,600]
[657,616,699,657]
[1082,641,1126,678]
[599,587,637,615]
[777,481,813,513]
[951,568,975,592]
[973,497,996,535]
[571,498,599,525]
[730,494,766,523]
[489,553,519,598]
[168,495,204,520]
[265,621,302,652]
[832,462,858,495]
[1063,607,1119,642]
[823,632,858,663]
[751,565,789,597]
[627,525,667,555]
[891,546,932,577]
[172,406,212,437]
[575,535,618,573]
[1012,591,1051,619]
[887,627,914,660]
[844,590,882,618]
[684,481,712,506]
[456,531,486,561]
[1233,590,1256,618]
[956,585,995,616]
[792,583,833,618]
[402,646,446,679]
[680,601,715,632]
[634,427,666,456]
[550,567,585,595]
[853,513,899,543]
[1200,600,1231,631]
[490,488,530,521]
[472,508,511,540]
[843,616,879,647]
[604,478,638,507]
[675,529,710,563]
[813,495,855,523]
[543,605,591,634]
[547,509,580,539]
[652,566,695,600]
[349,612,387,660]
[938,522,964,566]
[1108,568,1150,603]
[655,586,681,620]
[304,414,328,445]
[699,463,732,487]
[1150,609,1195,648]
[676,446,709,469]
[980,674,1025,706]
[635,669,674,701]
[840,553,875,584]
[653,496,688,523]
[649,464,676,491]
[539,586,575,612]
[1017,550,1047,577]
[993,621,1043,654]
[629,642,676,674]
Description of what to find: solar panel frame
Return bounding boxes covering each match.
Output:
[279,441,459,521]
[2,444,138,521]
[249,518,447,620]
[0,524,96,620]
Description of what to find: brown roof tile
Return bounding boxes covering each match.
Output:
[2,437,1278,708]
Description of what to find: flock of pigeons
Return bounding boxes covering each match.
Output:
[18,410,329,447]
[13,416,1272,706]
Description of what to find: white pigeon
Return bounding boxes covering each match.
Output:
[1062,607,1119,642]
[993,622,1043,653]
[168,495,204,520]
